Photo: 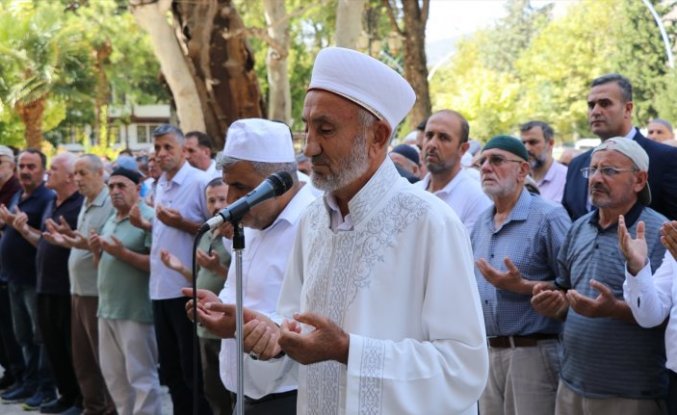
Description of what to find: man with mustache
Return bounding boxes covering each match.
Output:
[562,73,677,220]
[471,135,570,415]
[415,109,491,233]
[533,137,668,414]
[519,121,567,203]
[0,149,56,406]
[88,167,161,415]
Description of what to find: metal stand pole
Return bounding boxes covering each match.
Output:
[232,222,245,415]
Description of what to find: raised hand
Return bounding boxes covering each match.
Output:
[88,231,102,259]
[12,209,29,234]
[57,216,76,237]
[566,280,622,319]
[476,257,532,295]
[196,249,226,276]
[61,230,88,249]
[129,204,151,231]
[160,249,186,273]
[156,205,183,228]
[181,288,257,339]
[100,235,126,258]
[531,282,568,319]
[618,215,647,276]
[213,221,234,240]
[0,205,17,227]
[278,312,349,365]
[660,221,677,260]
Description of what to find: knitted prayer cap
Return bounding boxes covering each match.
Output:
[110,167,142,184]
[482,135,529,161]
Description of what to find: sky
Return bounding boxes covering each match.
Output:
[425,0,577,66]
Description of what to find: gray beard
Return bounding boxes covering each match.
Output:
[311,133,370,193]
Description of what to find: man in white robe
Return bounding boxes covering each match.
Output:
[193,47,488,415]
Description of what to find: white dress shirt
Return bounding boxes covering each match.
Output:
[624,250,677,373]
[218,183,316,398]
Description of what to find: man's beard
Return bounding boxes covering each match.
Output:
[311,133,370,192]
[529,153,545,170]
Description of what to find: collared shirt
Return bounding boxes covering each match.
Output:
[624,250,677,373]
[205,159,222,179]
[416,169,492,234]
[68,186,114,296]
[219,182,316,398]
[536,161,567,204]
[471,188,570,336]
[150,161,209,300]
[98,202,155,324]
[36,191,84,295]
[0,183,54,285]
[557,203,668,399]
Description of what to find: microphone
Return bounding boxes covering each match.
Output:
[200,172,294,232]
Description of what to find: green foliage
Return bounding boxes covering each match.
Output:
[430,0,677,143]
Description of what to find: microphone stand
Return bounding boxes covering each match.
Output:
[232,222,245,415]
[191,227,208,415]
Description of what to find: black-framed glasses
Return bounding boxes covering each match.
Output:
[580,166,637,179]
[476,154,524,168]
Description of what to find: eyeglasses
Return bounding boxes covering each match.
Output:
[580,166,637,178]
[476,155,524,168]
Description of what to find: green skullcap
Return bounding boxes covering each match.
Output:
[482,135,529,161]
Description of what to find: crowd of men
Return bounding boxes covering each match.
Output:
[0,46,675,415]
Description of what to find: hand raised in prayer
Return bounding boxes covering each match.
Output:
[196,249,227,277]
[57,216,76,237]
[43,226,67,247]
[160,249,187,274]
[0,205,17,226]
[181,288,251,339]
[88,231,102,260]
[60,230,89,249]
[213,221,234,240]
[476,257,533,295]
[156,205,183,228]
[100,235,126,258]
[278,312,349,365]
[531,282,568,320]
[618,215,647,276]
[12,209,29,235]
[660,221,677,260]
[242,314,284,360]
[129,204,151,231]
[566,279,626,319]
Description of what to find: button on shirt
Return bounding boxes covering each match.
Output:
[624,250,677,373]
[471,189,570,336]
[416,169,492,234]
[150,162,209,300]
[536,161,567,204]
[219,183,316,398]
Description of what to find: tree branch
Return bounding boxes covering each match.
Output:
[421,0,430,24]
[383,0,405,37]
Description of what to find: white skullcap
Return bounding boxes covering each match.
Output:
[308,47,416,131]
[222,118,295,163]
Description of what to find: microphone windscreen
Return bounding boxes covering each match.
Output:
[269,172,294,196]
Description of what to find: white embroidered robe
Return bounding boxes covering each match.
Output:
[266,159,488,414]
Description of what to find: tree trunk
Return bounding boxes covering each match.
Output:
[401,0,431,127]
[263,0,291,123]
[129,0,206,134]
[172,0,264,148]
[94,41,112,146]
[16,98,46,149]
[335,0,365,48]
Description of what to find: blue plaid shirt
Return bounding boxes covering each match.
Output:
[471,189,571,336]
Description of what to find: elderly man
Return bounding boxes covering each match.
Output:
[520,121,568,203]
[620,214,677,415]
[205,47,488,414]
[389,144,421,183]
[43,154,117,414]
[17,153,83,413]
[185,118,315,414]
[562,73,677,220]
[533,137,668,414]
[88,167,161,415]
[647,118,674,142]
[416,109,491,233]
[185,131,220,178]
[135,124,211,415]
[471,135,571,415]
[0,149,56,407]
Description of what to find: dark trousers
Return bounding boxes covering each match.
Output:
[153,297,211,415]
[37,293,81,406]
[200,337,233,415]
[669,369,677,415]
[71,295,115,415]
[242,390,297,415]
[0,282,24,381]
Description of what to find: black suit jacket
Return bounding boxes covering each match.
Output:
[562,130,677,220]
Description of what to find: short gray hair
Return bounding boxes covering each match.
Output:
[651,118,673,133]
[218,155,298,183]
[152,124,185,145]
[52,152,77,174]
[77,153,104,173]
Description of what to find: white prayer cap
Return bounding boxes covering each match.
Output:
[308,47,416,131]
[222,118,295,163]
